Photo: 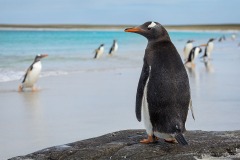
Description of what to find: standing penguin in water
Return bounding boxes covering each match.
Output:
[94,44,104,59]
[109,40,118,55]
[18,54,48,92]
[201,38,215,61]
[185,46,202,67]
[183,40,194,61]
[125,22,191,145]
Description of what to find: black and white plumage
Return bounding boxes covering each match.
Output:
[125,22,191,145]
[185,46,202,65]
[183,40,194,60]
[19,54,48,92]
[218,35,226,42]
[202,38,215,60]
[94,44,104,59]
[109,40,118,55]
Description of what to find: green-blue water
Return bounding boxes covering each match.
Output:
[0,29,235,82]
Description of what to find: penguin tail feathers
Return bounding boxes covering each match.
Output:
[175,133,188,146]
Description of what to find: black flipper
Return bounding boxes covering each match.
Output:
[22,63,34,83]
[175,133,188,146]
[185,47,195,64]
[136,59,149,122]
[109,46,113,54]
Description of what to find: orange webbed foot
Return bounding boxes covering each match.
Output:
[164,138,178,144]
[32,87,39,92]
[18,85,23,92]
[140,135,157,144]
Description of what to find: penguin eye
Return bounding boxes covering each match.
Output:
[147,27,151,30]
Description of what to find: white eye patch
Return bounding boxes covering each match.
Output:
[148,22,156,28]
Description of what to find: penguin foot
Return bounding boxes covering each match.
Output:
[18,85,23,92]
[32,86,39,92]
[164,138,178,144]
[140,135,158,144]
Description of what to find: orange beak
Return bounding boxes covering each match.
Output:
[40,54,48,58]
[124,27,142,33]
[200,44,207,47]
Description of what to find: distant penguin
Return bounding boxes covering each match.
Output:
[18,54,48,92]
[109,40,118,55]
[218,35,226,42]
[183,40,194,60]
[185,46,202,67]
[231,34,236,41]
[125,21,192,145]
[201,38,215,60]
[94,44,104,59]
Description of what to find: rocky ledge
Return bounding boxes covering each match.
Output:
[10,130,240,160]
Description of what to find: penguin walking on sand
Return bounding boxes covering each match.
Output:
[185,46,202,68]
[18,54,48,92]
[109,40,118,55]
[183,40,194,61]
[94,44,104,59]
[125,22,192,145]
[201,38,215,61]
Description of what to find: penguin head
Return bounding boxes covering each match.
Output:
[100,44,104,47]
[208,38,215,42]
[34,54,48,62]
[187,40,194,43]
[125,21,170,41]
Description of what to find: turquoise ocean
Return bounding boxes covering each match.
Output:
[0,29,238,82]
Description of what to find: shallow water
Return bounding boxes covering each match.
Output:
[0,29,236,81]
[0,29,240,159]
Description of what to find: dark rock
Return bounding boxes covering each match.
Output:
[9,130,240,160]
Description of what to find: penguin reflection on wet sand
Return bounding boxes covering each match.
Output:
[183,40,194,61]
[94,44,104,59]
[185,46,202,68]
[109,40,118,55]
[18,54,48,92]
[125,22,193,145]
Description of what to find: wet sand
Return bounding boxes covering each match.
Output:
[1,58,240,159]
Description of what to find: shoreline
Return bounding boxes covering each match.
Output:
[0,24,240,31]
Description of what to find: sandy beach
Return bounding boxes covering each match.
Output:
[1,57,240,159]
[0,68,143,159]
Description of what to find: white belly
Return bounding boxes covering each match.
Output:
[96,47,104,58]
[141,66,153,135]
[114,43,118,52]
[207,42,214,57]
[184,43,193,60]
[192,47,200,62]
[23,62,42,88]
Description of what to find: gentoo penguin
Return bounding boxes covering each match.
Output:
[125,22,191,145]
[218,35,226,42]
[109,40,118,55]
[94,44,104,59]
[18,54,48,92]
[183,40,194,61]
[201,38,215,60]
[231,34,236,41]
[185,46,202,67]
